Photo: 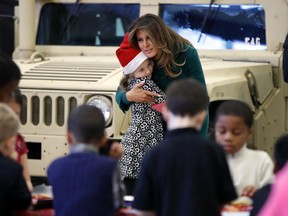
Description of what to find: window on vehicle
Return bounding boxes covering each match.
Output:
[160,4,266,50]
[36,3,140,46]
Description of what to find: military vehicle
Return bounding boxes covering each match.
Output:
[13,0,288,177]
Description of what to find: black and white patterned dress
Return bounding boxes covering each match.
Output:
[119,77,166,179]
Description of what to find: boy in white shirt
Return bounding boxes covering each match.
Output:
[215,100,274,197]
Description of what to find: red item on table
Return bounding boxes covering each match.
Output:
[14,209,54,216]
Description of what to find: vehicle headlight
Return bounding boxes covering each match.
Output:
[86,95,112,126]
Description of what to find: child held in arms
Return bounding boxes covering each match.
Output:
[116,33,166,195]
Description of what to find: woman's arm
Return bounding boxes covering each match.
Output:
[183,46,206,87]
[183,46,209,137]
[116,82,160,112]
[116,86,132,112]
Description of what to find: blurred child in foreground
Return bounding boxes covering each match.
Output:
[0,103,31,216]
[255,134,288,216]
[116,33,165,195]
[132,79,237,216]
[0,53,31,215]
[215,100,274,197]
[48,105,125,216]
[7,88,33,192]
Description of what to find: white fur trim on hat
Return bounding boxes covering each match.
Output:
[123,51,148,75]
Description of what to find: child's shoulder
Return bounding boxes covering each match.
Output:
[194,138,227,156]
[0,155,22,176]
[246,148,272,160]
[0,154,21,168]
[247,147,269,154]
[48,152,117,171]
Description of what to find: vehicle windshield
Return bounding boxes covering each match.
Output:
[36,3,139,46]
[37,3,265,50]
[160,4,266,50]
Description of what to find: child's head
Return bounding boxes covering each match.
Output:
[7,88,23,116]
[117,33,153,89]
[67,105,106,147]
[215,100,253,155]
[0,103,19,156]
[130,59,154,79]
[274,134,288,172]
[0,52,21,102]
[164,78,209,121]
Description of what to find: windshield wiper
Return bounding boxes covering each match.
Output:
[59,0,81,41]
[197,0,216,43]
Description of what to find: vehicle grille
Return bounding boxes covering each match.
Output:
[19,90,86,136]
[20,94,77,127]
[21,61,120,82]
[19,90,115,137]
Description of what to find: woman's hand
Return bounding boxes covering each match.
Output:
[126,81,160,103]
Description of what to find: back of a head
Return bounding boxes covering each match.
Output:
[68,105,105,144]
[0,52,21,88]
[166,78,209,116]
[10,88,23,108]
[274,134,288,171]
[0,103,19,145]
[215,100,254,128]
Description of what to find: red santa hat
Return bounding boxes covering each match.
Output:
[116,32,148,75]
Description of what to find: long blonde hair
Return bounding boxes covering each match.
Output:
[128,13,192,78]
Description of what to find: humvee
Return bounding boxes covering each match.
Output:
[13,0,288,177]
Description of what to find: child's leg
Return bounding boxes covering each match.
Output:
[124,177,137,195]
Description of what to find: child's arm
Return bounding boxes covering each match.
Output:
[16,134,33,192]
[99,140,123,160]
[242,151,274,197]
[10,166,32,210]
[241,185,258,197]
[19,153,33,192]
